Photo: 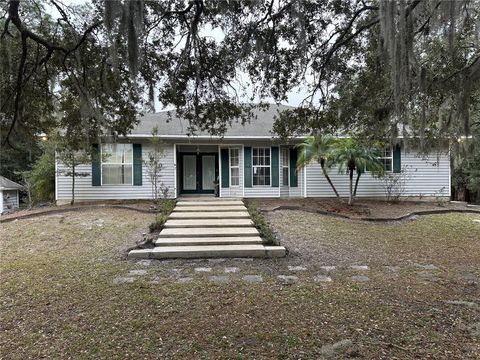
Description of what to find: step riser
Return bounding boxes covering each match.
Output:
[176,201,244,206]
[164,224,253,228]
[128,246,286,259]
[164,219,253,228]
[156,240,264,246]
[169,212,250,219]
[174,207,247,212]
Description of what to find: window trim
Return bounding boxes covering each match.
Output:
[252,147,271,187]
[100,143,134,186]
[229,147,240,187]
[281,147,289,187]
[378,147,393,173]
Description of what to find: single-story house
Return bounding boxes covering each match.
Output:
[55,105,451,203]
[0,176,23,214]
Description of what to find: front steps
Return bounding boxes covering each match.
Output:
[128,197,286,259]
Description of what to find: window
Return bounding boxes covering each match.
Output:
[281,148,289,186]
[252,147,270,186]
[379,148,393,172]
[230,148,240,186]
[101,144,133,185]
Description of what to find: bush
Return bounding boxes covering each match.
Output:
[247,202,277,245]
[148,199,176,233]
[149,213,169,233]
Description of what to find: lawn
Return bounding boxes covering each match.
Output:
[0,207,479,359]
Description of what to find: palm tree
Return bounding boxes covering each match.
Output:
[333,139,384,205]
[296,134,340,199]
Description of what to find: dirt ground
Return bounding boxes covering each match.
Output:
[1,207,479,359]
[248,198,473,219]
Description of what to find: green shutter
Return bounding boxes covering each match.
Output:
[393,144,401,173]
[244,147,252,188]
[92,144,101,186]
[271,146,279,187]
[133,144,142,185]
[221,148,229,188]
[289,147,298,187]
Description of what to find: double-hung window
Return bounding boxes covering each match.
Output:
[281,148,289,186]
[230,148,240,186]
[379,148,393,172]
[101,144,133,185]
[252,147,271,186]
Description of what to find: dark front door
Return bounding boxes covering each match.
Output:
[179,153,218,194]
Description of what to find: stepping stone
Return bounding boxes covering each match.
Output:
[164,218,253,228]
[351,275,370,282]
[128,269,147,276]
[350,265,369,271]
[314,275,332,283]
[209,275,230,283]
[277,275,298,285]
[208,258,226,264]
[224,267,239,273]
[320,266,336,272]
[243,275,263,283]
[176,277,193,284]
[194,267,212,273]
[288,265,307,271]
[136,260,152,267]
[169,211,250,219]
[113,277,135,284]
[158,227,259,238]
[155,236,264,246]
[414,263,438,270]
[384,266,401,272]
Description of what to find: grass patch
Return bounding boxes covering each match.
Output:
[149,199,176,233]
[246,202,277,245]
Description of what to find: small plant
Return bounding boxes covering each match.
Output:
[378,165,413,202]
[148,199,176,233]
[434,187,448,207]
[246,202,277,245]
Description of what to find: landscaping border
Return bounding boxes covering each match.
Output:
[261,205,480,222]
[0,205,156,223]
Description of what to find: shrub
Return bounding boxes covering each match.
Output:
[149,213,169,233]
[247,202,277,245]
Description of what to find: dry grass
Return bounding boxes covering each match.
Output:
[0,208,479,359]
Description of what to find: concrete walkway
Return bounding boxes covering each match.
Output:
[129,198,287,259]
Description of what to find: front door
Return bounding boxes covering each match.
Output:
[180,153,218,194]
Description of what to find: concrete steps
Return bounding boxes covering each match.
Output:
[155,236,264,246]
[174,205,247,212]
[129,245,286,259]
[164,219,253,228]
[127,197,286,260]
[169,211,250,219]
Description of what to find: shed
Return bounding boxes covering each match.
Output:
[0,176,23,214]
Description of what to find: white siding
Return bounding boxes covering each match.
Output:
[1,190,19,212]
[306,148,450,198]
[57,141,176,201]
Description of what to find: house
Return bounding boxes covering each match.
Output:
[0,176,23,214]
[55,105,451,203]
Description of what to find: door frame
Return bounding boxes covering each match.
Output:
[178,152,219,194]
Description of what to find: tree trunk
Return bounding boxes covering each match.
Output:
[320,159,340,199]
[353,172,362,197]
[71,164,75,205]
[348,168,354,205]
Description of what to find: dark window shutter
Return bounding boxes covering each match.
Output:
[133,144,142,185]
[92,144,101,186]
[393,144,401,173]
[289,147,298,187]
[221,148,229,188]
[244,147,252,188]
[271,146,279,187]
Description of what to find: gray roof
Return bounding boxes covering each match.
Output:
[130,104,295,138]
[0,176,23,190]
